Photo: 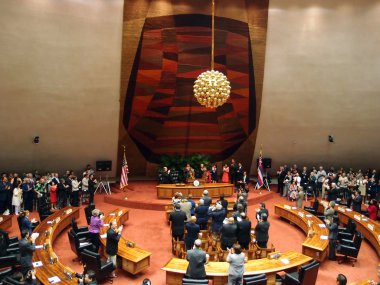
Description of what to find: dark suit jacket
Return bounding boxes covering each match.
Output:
[106,228,121,256]
[202,196,212,207]
[327,187,339,202]
[21,217,33,235]
[195,205,209,224]
[208,209,226,233]
[221,223,237,246]
[237,220,251,244]
[255,221,270,243]
[169,210,187,236]
[19,238,35,269]
[352,195,363,213]
[186,248,207,279]
[256,208,269,221]
[185,223,200,249]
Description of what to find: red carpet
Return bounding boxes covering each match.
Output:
[6,181,379,285]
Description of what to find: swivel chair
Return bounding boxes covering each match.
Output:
[283,260,319,285]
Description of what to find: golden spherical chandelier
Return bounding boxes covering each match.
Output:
[193,0,231,108]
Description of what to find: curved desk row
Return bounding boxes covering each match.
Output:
[335,205,380,256]
[157,183,234,198]
[274,204,329,262]
[32,207,80,284]
[99,208,151,275]
[162,250,312,285]
[308,200,380,257]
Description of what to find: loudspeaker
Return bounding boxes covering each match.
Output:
[257,158,272,169]
[96,160,112,171]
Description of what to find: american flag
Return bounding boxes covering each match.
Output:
[120,150,129,189]
[256,149,264,189]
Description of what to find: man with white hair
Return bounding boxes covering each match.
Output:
[185,216,200,250]
[221,217,237,250]
[201,190,212,207]
[195,199,209,230]
[185,239,207,279]
[208,203,226,238]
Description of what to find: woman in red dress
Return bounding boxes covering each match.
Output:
[50,181,58,210]
[222,164,230,183]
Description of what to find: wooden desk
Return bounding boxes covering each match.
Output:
[162,250,312,285]
[274,204,329,262]
[157,183,234,199]
[32,207,80,284]
[308,200,380,257]
[0,215,12,230]
[335,205,380,256]
[100,208,152,275]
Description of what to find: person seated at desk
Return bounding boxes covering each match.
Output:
[185,239,208,280]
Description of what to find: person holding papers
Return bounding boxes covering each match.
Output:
[106,220,123,278]
[19,230,37,275]
[326,216,338,261]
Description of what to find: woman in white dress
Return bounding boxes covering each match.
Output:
[12,180,23,215]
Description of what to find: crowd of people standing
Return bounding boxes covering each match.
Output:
[0,165,98,216]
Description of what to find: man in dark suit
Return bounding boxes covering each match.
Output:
[201,190,212,207]
[208,203,226,238]
[255,213,270,248]
[237,213,251,249]
[352,190,363,213]
[326,216,338,260]
[220,217,237,250]
[195,199,209,230]
[185,239,207,279]
[106,220,122,278]
[19,230,36,275]
[185,216,200,250]
[236,163,244,186]
[169,204,187,243]
[160,167,172,184]
[327,182,339,202]
[229,159,238,185]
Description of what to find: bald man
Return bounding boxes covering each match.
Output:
[185,216,200,250]
[186,239,207,279]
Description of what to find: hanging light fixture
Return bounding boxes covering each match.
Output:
[193,0,231,108]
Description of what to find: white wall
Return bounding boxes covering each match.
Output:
[253,0,380,173]
[0,0,123,175]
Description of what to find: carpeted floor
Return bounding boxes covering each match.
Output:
[6,181,379,285]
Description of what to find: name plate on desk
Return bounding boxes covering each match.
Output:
[306,214,313,218]
[337,207,345,212]
[318,224,326,228]
[118,210,123,217]
[298,212,305,218]
[292,207,297,210]
[346,208,352,212]
[65,208,72,215]
[320,235,328,240]
[110,213,116,216]
[368,224,374,231]
[284,205,291,210]
[378,235,380,241]
[354,214,361,221]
